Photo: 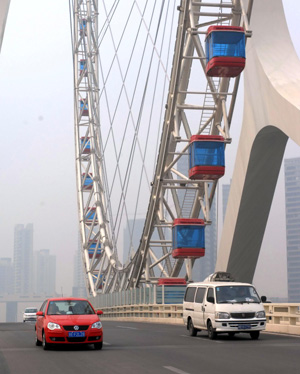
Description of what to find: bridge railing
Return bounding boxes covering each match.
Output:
[91,287,300,334]
[264,303,300,335]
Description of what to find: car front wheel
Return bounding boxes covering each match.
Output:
[36,334,42,346]
[42,332,50,350]
[250,331,260,340]
[94,342,103,350]
[188,319,198,337]
[207,321,217,340]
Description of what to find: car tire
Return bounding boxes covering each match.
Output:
[94,342,103,350]
[188,319,198,337]
[250,331,260,340]
[42,332,50,350]
[36,334,42,346]
[207,321,217,340]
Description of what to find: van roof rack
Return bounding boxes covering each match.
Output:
[205,272,235,282]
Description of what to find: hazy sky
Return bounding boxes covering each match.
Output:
[0,0,299,297]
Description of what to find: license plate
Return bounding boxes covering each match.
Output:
[68,331,85,337]
[238,324,251,330]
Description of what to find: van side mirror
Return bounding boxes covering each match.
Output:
[207,296,215,304]
[261,296,267,303]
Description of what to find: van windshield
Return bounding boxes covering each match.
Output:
[216,286,260,304]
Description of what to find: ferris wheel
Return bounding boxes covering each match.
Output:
[69,0,253,296]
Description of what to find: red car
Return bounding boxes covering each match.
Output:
[35,297,103,350]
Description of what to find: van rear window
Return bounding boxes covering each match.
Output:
[184,287,196,302]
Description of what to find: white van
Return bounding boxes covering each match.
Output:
[183,272,266,340]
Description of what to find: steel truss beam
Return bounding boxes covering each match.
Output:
[72,0,253,295]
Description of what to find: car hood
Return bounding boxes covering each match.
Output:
[216,303,264,313]
[47,314,100,325]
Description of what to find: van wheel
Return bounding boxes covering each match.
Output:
[188,319,197,336]
[207,321,217,340]
[250,331,260,340]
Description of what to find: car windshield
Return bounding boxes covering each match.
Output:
[47,300,95,315]
[25,308,37,313]
[215,286,261,304]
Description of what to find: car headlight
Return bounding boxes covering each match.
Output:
[47,322,61,330]
[256,311,265,318]
[91,321,102,329]
[215,312,230,319]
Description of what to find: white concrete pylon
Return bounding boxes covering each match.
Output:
[215,0,300,282]
[0,0,10,53]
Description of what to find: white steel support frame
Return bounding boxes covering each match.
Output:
[72,0,121,296]
[126,0,252,289]
[72,0,253,295]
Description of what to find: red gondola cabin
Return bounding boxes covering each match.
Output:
[172,218,205,258]
[205,26,246,77]
[189,135,225,180]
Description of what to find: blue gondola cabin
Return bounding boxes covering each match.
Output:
[88,241,101,258]
[80,19,87,36]
[85,208,98,225]
[80,59,88,77]
[189,135,225,180]
[80,137,91,154]
[205,26,245,77]
[82,173,93,190]
[172,219,205,258]
[80,99,89,116]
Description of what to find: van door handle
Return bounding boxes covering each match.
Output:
[202,306,205,312]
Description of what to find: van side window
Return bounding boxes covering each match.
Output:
[207,288,215,303]
[184,287,196,302]
[195,287,206,303]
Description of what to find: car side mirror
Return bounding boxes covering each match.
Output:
[36,311,44,316]
[207,296,215,304]
[96,310,103,315]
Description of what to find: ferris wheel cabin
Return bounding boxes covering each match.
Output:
[205,26,245,77]
[189,135,225,180]
[79,99,89,116]
[85,208,98,225]
[80,137,90,153]
[172,219,205,258]
[82,173,93,190]
[80,59,88,77]
[88,241,101,258]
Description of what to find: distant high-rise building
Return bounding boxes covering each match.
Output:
[0,258,14,294]
[284,158,300,302]
[13,224,33,294]
[33,249,56,295]
[222,183,231,222]
[192,198,218,281]
[73,235,87,298]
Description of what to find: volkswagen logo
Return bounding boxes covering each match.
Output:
[74,325,79,331]
[242,313,245,318]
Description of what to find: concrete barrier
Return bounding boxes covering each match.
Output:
[94,302,300,335]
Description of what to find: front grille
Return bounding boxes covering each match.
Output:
[67,337,87,342]
[231,313,255,319]
[63,325,89,331]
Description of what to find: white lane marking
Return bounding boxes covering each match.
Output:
[164,366,191,374]
[116,326,138,330]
